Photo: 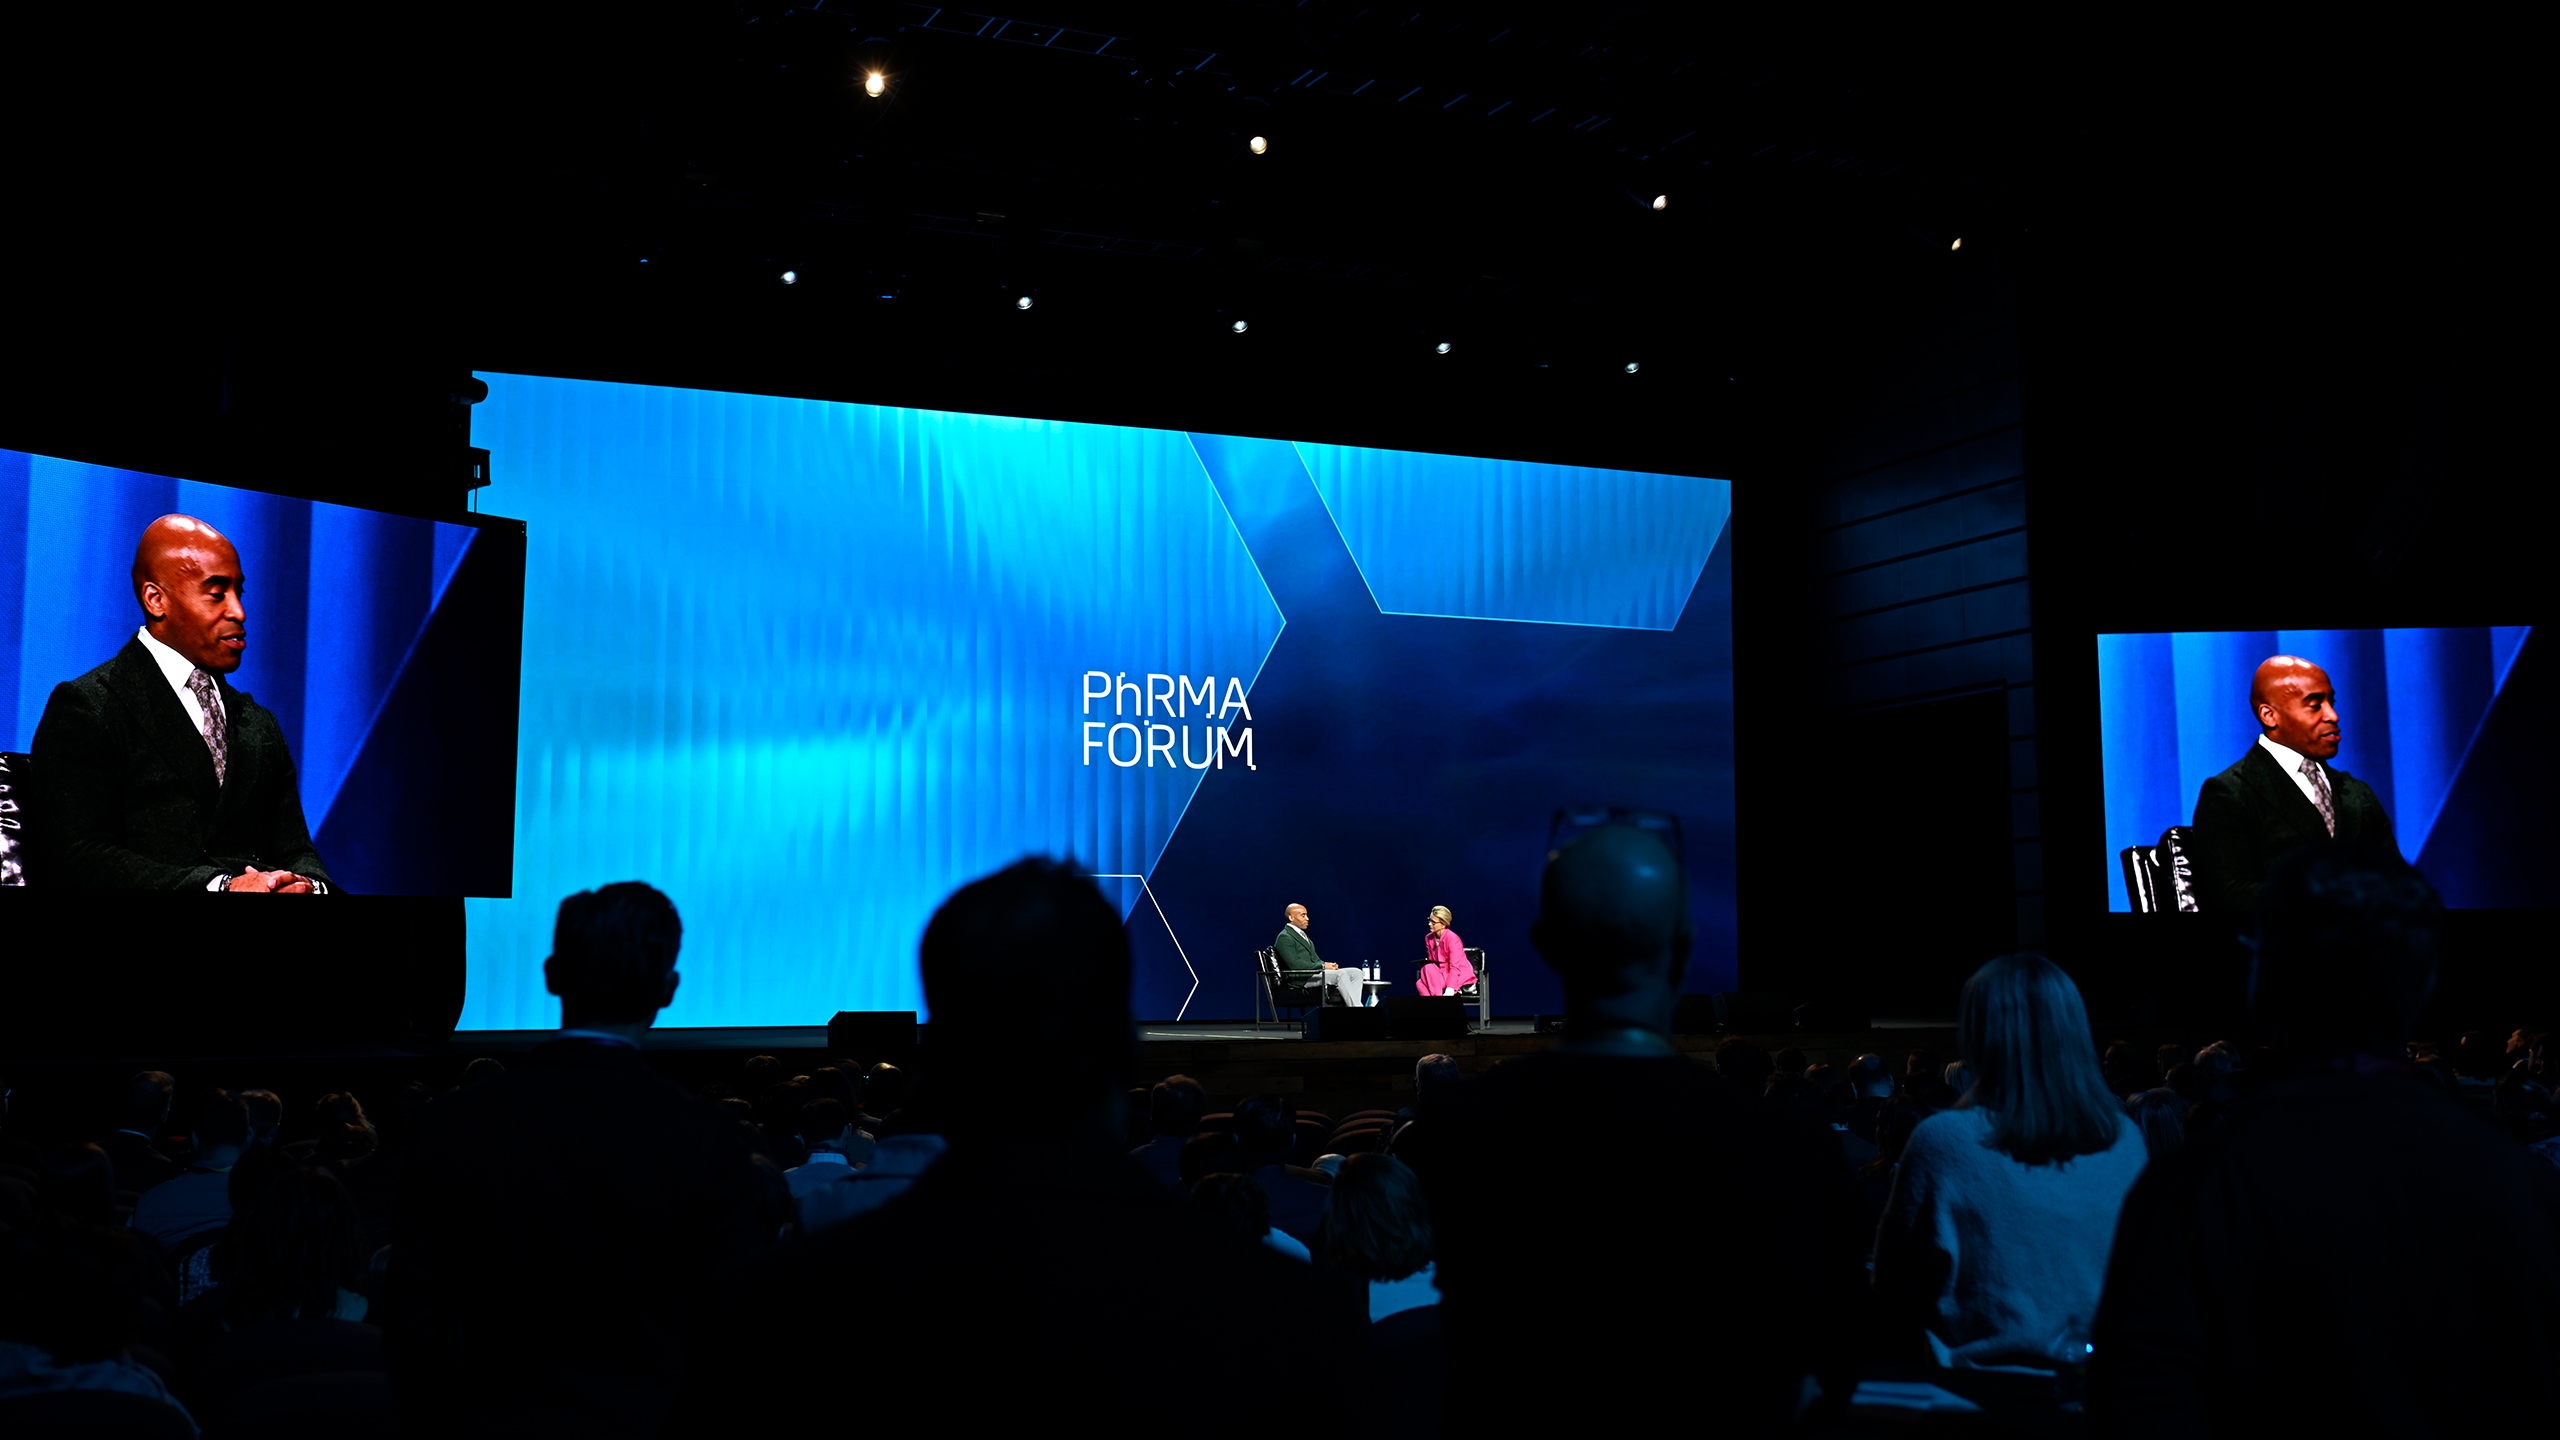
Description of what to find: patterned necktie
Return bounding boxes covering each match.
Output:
[2300,757,2334,836]
[187,668,228,787]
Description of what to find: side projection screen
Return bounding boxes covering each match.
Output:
[2097,626,2548,913]
[1,451,524,897]
[461,373,1737,1028]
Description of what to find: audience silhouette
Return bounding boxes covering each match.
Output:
[386,881,765,1437]
[1422,822,1865,1429]
[2091,843,2560,1435]
[676,858,1354,1433]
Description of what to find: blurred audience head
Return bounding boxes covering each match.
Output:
[124,1070,175,1134]
[460,1057,506,1090]
[798,1099,851,1148]
[1179,1132,1243,1190]
[227,1166,366,1324]
[1228,1095,1295,1168]
[1189,1171,1273,1243]
[1150,1075,1207,1138]
[2155,1043,2191,1077]
[806,1066,858,1114]
[314,1092,377,1146]
[2251,843,2442,1058]
[40,1143,118,1224]
[2163,1062,2209,1106]
[1802,1062,1841,1102]
[1848,1055,1895,1100]
[861,1063,910,1120]
[192,1089,252,1168]
[1773,1047,1808,1076]
[2125,1089,2187,1165]
[1530,823,1692,1029]
[240,1089,283,1151]
[1412,1054,1463,1115]
[1715,1038,1774,1091]
[546,880,685,1028]
[1956,953,2125,1166]
[1318,1154,1434,1282]
[919,858,1133,1132]
[742,1055,783,1094]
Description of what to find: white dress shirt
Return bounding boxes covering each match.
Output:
[2256,733,2331,816]
[134,625,226,738]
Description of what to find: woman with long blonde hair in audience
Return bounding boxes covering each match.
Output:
[1871,952,2145,1371]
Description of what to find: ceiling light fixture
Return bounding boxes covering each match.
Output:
[1951,237,1964,251]
[781,270,798,285]
[865,72,887,97]
[1652,195,1668,211]
[1435,342,1452,355]
[1625,362,1641,374]
[1248,136,1268,155]
[1016,296,1034,310]
[1232,320,1249,334]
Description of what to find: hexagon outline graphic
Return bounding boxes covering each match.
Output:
[1091,873,1199,1020]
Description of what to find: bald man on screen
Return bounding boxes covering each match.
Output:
[2187,655,2397,914]
[29,516,333,892]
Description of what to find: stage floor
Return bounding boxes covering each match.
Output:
[446,1019,1545,1053]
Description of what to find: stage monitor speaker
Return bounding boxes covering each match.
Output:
[1714,993,1797,1033]
[1672,995,1722,1035]
[828,1010,918,1066]
[1305,1006,1388,1041]
[1385,995,1466,1041]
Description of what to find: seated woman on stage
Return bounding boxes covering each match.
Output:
[1418,906,1476,996]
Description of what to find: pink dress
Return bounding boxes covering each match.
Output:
[1419,929,1476,996]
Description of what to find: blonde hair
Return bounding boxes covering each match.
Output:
[1429,906,1454,927]
[1956,953,2125,1166]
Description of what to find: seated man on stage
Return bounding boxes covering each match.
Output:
[1274,903,1364,1007]
[30,514,332,892]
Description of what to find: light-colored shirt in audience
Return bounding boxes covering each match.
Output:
[1368,1262,1439,1322]
[795,1133,947,1235]
[1883,1106,2146,1370]
[1262,1228,1311,1263]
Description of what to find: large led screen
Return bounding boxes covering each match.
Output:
[1,450,522,896]
[2098,626,2547,912]
[463,373,1737,1027]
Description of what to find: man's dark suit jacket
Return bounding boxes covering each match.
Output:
[387,1039,765,1436]
[2189,742,2398,914]
[29,636,332,890]
[1272,924,1328,981]
[95,1129,177,1194]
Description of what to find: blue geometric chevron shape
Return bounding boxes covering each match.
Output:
[1295,441,1733,629]
[460,377,1285,1028]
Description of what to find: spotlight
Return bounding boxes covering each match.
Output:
[1232,320,1249,334]
[1016,295,1033,310]
[865,72,886,97]
[1951,237,1964,251]
[1652,195,1668,211]
[781,270,798,285]
[1624,362,1640,374]
[1435,342,1452,355]
[1249,136,1268,155]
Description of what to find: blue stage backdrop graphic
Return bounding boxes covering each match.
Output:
[463,373,1736,1029]
[0,449,510,895]
[2097,626,2542,911]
